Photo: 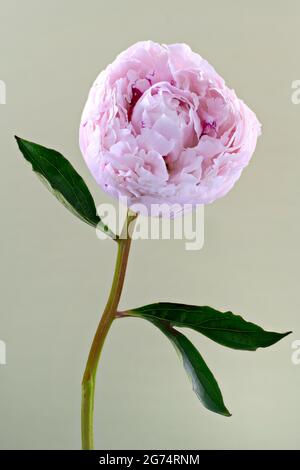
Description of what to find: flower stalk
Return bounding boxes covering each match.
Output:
[81,210,137,450]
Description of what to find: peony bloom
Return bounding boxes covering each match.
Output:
[80,41,261,216]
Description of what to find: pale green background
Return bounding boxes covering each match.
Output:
[1,0,300,450]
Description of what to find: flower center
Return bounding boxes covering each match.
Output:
[130,82,201,162]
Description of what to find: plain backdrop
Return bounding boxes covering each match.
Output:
[1,0,300,449]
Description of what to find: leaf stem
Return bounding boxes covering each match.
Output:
[81,210,137,450]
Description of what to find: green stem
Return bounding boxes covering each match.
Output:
[81,210,137,450]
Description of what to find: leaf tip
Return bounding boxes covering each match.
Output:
[258,330,293,350]
[216,405,231,417]
[275,330,292,342]
[15,135,25,152]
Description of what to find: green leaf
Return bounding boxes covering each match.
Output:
[148,319,231,416]
[126,303,291,351]
[15,136,115,238]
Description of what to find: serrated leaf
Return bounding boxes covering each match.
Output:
[127,303,291,351]
[148,319,231,416]
[15,136,115,238]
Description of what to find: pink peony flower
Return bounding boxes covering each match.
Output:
[80,41,261,216]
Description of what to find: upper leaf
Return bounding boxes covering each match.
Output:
[15,136,115,238]
[127,303,291,351]
[148,318,231,417]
